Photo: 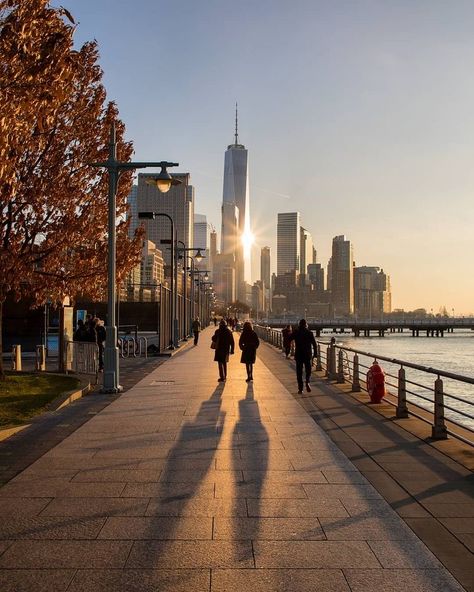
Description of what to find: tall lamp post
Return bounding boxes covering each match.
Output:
[177,243,204,337]
[90,123,179,392]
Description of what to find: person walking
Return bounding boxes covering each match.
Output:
[239,321,260,382]
[211,319,235,382]
[192,317,202,346]
[95,318,106,372]
[289,318,317,394]
[282,324,292,358]
[73,319,88,342]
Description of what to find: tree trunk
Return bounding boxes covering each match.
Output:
[0,299,4,380]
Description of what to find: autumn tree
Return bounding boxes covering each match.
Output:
[0,0,143,377]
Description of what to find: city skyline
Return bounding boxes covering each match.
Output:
[60,0,474,314]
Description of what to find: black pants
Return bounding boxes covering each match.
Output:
[218,361,227,380]
[296,357,311,390]
[193,331,199,345]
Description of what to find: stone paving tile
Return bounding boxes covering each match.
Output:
[0,540,13,556]
[367,538,443,568]
[423,503,474,518]
[67,569,211,592]
[0,540,132,568]
[216,457,294,470]
[121,481,214,498]
[159,469,243,483]
[0,480,126,498]
[0,516,106,539]
[98,516,212,539]
[247,498,349,518]
[0,497,51,517]
[321,469,370,484]
[343,568,466,592]
[303,483,383,500]
[39,497,150,517]
[319,514,415,540]
[11,468,79,482]
[214,517,325,540]
[242,469,327,484]
[211,568,350,591]
[126,540,254,569]
[72,469,162,483]
[215,482,308,498]
[146,497,248,517]
[0,569,76,592]
[440,518,474,534]
[253,540,380,568]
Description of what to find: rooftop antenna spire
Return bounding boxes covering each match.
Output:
[234,102,238,145]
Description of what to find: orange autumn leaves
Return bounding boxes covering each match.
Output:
[0,0,143,306]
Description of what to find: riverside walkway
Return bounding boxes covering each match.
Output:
[0,329,470,591]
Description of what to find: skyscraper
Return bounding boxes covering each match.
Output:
[277,212,301,278]
[300,227,315,284]
[221,105,250,300]
[331,235,354,316]
[260,246,271,313]
[136,173,194,268]
[354,266,392,318]
[194,213,210,272]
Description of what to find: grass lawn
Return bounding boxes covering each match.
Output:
[0,372,80,428]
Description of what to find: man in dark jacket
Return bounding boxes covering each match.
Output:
[289,318,317,394]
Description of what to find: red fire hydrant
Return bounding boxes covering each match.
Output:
[366,361,385,403]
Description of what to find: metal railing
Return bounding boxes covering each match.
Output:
[65,341,99,382]
[255,326,474,446]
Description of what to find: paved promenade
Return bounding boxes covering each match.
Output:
[0,329,468,591]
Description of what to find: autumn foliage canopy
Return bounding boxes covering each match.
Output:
[0,0,143,309]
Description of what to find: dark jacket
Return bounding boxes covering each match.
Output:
[289,327,317,360]
[282,327,292,347]
[212,327,235,363]
[239,330,260,364]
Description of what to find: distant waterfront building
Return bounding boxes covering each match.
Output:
[260,246,271,312]
[140,240,165,302]
[307,263,325,295]
[300,227,315,284]
[213,253,236,305]
[221,202,239,257]
[194,213,210,272]
[126,184,139,239]
[331,235,354,316]
[277,212,301,277]
[136,173,194,268]
[221,105,250,300]
[209,229,217,280]
[354,266,392,318]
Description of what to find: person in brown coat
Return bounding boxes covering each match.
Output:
[239,321,260,382]
[211,319,235,382]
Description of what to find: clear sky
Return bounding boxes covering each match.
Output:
[57,0,474,314]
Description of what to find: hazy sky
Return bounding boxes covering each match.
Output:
[58,0,474,313]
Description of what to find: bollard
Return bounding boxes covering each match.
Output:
[337,349,345,383]
[12,344,22,371]
[431,376,448,439]
[35,345,46,371]
[315,345,323,371]
[328,344,337,380]
[396,367,409,418]
[352,353,361,392]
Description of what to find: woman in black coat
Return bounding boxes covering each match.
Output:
[238,321,260,382]
[211,319,235,382]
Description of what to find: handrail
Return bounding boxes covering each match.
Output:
[254,325,474,445]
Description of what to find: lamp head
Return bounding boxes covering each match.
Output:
[194,248,204,263]
[204,272,209,281]
[145,163,182,193]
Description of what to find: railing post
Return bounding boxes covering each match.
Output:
[12,345,22,371]
[396,367,409,418]
[35,345,46,372]
[325,346,330,377]
[337,349,345,383]
[328,344,337,380]
[432,376,448,440]
[315,344,322,371]
[352,353,361,391]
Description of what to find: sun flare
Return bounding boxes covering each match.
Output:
[241,228,254,259]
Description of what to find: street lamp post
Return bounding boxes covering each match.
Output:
[176,244,204,337]
[90,123,179,392]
